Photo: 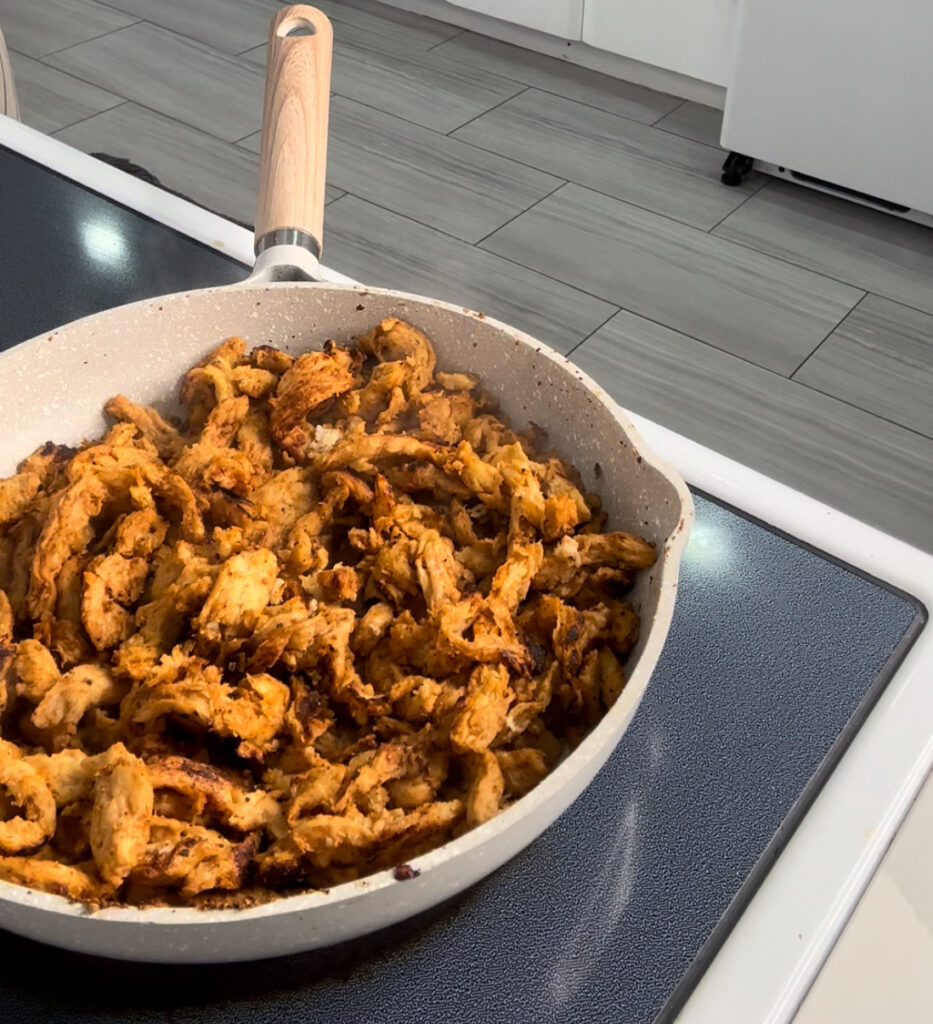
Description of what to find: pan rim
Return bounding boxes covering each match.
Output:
[0,280,693,927]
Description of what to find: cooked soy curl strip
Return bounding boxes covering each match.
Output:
[0,318,656,907]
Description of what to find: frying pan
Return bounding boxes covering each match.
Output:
[0,6,693,962]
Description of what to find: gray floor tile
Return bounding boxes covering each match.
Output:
[8,50,122,133]
[55,103,261,224]
[715,180,933,316]
[324,195,618,354]
[794,295,933,438]
[243,23,524,134]
[654,101,724,148]
[453,89,762,231]
[98,0,277,54]
[572,309,933,552]
[431,31,681,124]
[295,0,461,52]
[46,22,264,142]
[482,183,862,374]
[0,0,136,58]
[239,95,562,243]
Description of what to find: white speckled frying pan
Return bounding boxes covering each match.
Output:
[0,7,693,961]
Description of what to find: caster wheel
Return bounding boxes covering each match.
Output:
[721,151,754,186]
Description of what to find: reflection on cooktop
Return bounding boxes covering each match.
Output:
[0,146,246,353]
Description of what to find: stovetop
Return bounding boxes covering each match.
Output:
[0,142,924,1024]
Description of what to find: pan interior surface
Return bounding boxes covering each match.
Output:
[0,281,691,958]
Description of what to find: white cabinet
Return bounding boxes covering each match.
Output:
[582,0,736,86]
[723,0,933,214]
[449,0,583,39]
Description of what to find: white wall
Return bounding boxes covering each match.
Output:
[451,0,583,39]
[583,0,737,86]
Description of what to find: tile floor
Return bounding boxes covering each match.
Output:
[2,0,931,552]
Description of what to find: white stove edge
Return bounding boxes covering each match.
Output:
[3,113,932,1024]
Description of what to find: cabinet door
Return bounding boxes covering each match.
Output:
[582,0,736,85]
[450,0,583,39]
[723,0,933,212]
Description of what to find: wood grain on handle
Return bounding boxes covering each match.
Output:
[254,5,333,255]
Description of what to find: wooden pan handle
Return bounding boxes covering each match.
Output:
[254,5,333,258]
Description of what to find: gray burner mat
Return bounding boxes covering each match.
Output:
[0,493,923,1024]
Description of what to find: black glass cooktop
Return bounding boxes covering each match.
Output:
[0,146,244,351]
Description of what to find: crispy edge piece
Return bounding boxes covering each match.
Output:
[464,749,504,827]
[89,744,153,887]
[196,548,279,634]
[450,664,511,755]
[0,589,12,643]
[0,749,57,854]
[270,344,357,457]
[0,472,41,528]
[0,856,108,903]
[104,395,184,461]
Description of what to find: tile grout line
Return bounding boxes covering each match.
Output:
[463,162,901,319]
[329,192,624,302]
[336,89,524,137]
[15,22,264,148]
[710,221,933,322]
[453,134,770,234]
[563,306,625,359]
[232,7,691,135]
[650,97,687,126]
[113,39,698,156]
[444,85,529,137]
[41,16,275,68]
[48,98,130,136]
[34,20,142,60]
[85,0,168,24]
[476,228,832,369]
[563,299,831,382]
[320,190,628,321]
[564,299,933,442]
[234,29,465,60]
[706,176,769,233]
[48,94,261,148]
[329,194,863,394]
[323,90,506,140]
[315,185,558,248]
[261,60,690,140]
[424,28,467,51]
[472,179,569,246]
[653,122,722,147]
[787,292,870,380]
[455,81,689,134]
[791,379,933,442]
[325,187,618,354]
[425,41,687,129]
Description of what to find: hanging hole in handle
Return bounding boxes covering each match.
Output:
[279,17,316,37]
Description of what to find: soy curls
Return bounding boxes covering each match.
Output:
[0,319,655,908]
